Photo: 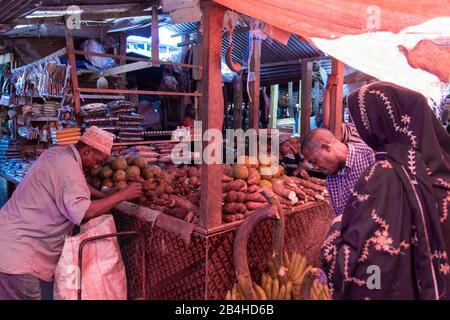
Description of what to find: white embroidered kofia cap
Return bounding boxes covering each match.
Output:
[79,126,115,155]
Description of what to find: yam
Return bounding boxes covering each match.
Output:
[247,185,260,193]
[247,168,261,185]
[224,190,239,203]
[222,174,233,183]
[223,202,247,215]
[223,179,246,192]
[245,192,268,203]
[222,164,233,177]
[246,201,267,211]
[188,166,199,178]
[222,213,246,223]
[164,206,189,219]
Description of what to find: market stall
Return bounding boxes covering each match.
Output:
[0,0,350,300]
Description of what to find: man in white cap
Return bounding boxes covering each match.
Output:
[0,126,142,300]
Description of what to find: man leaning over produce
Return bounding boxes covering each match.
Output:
[301,128,375,216]
[0,126,142,300]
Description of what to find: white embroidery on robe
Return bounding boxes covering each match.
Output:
[358,210,410,263]
[358,86,371,132]
[432,251,450,275]
[364,160,393,182]
[343,245,367,286]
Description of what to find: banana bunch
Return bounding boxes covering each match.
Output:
[225,251,331,300]
[310,281,331,300]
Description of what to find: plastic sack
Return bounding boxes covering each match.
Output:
[80,39,115,70]
[53,214,127,300]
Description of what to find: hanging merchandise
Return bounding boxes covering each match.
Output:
[246,19,267,103]
[223,11,243,73]
[11,57,69,98]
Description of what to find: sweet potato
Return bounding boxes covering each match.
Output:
[246,168,261,185]
[164,206,189,219]
[245,192,268,203]
[247,185,260,193]
[222,175,233,183]
[222,213,246,223]
[246,201,267,211]
[188,166,199,178]
[223,202,247,214]
[224,190,239,203]
[223,179,246,192]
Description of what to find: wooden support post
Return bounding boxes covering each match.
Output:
[65,19,81,125]
[248,38,261,129]
[181,33,192,121]
[151,5,160,66]
[269,84,278,129]
[328,58,344,141]
[297,80,302,134]
[300,60,313,137]
[199,1,225,230]
[233,74,243,130]
[288,81,294,117]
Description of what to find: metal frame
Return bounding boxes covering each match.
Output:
[77,230,146,300]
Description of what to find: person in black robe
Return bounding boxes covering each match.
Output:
[321,81,450,299]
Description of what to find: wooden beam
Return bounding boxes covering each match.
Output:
[76,87,202,97]
[151,5,160,65]
[269,84,279,128]
[297,80,301,134]
[72,50,201,70]
[64,20,81,125]
[233,74,243,130]
[248,38,261,129]
[329,58,344,140]
[300,60,312,137]
[199,1,225,230]
[99,61,153,77]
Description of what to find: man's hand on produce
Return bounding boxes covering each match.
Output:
[119,182,143,201]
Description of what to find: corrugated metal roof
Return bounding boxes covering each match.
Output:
[167,22,330,85]
[0,0,37,24]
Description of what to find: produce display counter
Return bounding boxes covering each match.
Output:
[113,200,333,300]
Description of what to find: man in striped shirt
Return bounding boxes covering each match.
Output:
[301,128,375,215]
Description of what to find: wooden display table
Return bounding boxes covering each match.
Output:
[113,201,333,300]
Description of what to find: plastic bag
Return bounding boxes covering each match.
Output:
[53,214,127,300]
[80,39,115,70]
